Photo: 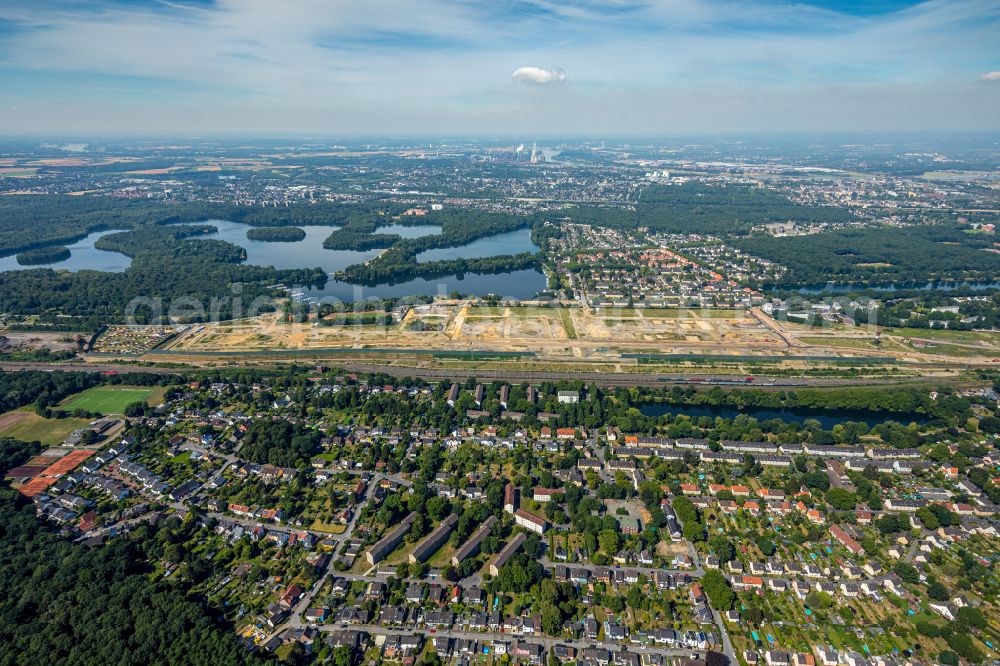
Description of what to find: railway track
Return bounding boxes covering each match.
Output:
[0,360,970,389]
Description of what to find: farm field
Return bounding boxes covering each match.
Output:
[0,408,94,445]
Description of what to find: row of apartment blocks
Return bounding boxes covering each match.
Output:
[503,482,549,535]
[451,516,497,566]
[409,514,458,564]
[365,501,542,572]
[489,532,526,576]
[365,511,417,565]
[447,383,579,408]
[605,446,928,475]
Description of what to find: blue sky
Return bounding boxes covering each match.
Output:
[0,0,997,135]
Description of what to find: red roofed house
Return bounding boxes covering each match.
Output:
[78,510,97,532]
[279,584,303,609]
[830,524,863,556]
[734,576,764,591]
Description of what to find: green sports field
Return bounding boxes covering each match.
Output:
[60,386,157,414]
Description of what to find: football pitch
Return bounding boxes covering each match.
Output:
[61,387,156,414]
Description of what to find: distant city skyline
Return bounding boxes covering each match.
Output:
[0,0,998,135]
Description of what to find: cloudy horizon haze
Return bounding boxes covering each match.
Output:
[0,0,998,136]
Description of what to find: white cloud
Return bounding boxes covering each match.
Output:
[981,71,1000,81]
[512,66,566,85]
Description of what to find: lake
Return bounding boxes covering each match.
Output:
[416,228,538,262]
[0,219,548,301]
[376,223,443,239]
[178,220,384,271]
[0,229,132,273]
[184,220,545,302]
[638,401,929,428]
[292,268,547,303]
[173,220,444,272]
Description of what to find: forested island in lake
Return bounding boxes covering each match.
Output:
[16,246,71,266]
[245,226,307,242]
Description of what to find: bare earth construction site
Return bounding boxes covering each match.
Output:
[101,303,1000,383]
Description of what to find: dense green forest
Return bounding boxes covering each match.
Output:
[336,210,538,283]
[97,224,246,263]
[0,224,325,325]
[225,201,408,227]
[341,249,541,285]
[0,195,408,257]
[0,455,263,664]
[737,224,1000,286]
[0,195,213,255]
[239,420,322,468]
[554,182,853,237]
[0,195,547,320]
[15,246,71,265]
[245,226,306,242]
[323,229,401,250]
[320,212,440,251]
[322,217,400,250]
[0,438,40,474]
